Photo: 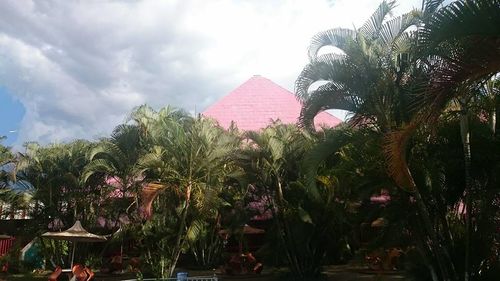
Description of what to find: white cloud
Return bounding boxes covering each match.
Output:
[0,0,421,145]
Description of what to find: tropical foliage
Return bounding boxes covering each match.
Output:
[0,1,498,281]
[295,0,500,280]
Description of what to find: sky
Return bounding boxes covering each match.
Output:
[0,0,422,148]
[0,87,24,143]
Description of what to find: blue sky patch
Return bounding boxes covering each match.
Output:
[0,87,25,146]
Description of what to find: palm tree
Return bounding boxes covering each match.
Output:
[481,76,500,135]
[18,141,96,223]
[295,0,422,132]
[83,123,144,217]
[0,137,15,190]
[389,1,500,279]
[235,122,316,280]
[0,138,21,218]
[138,112,239,278]
[294,1,461,280]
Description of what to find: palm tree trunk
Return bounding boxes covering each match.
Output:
[435,190,459,279]
[168,183,192,278]
[413,189,453,281]
[49,186,53,207]
[414,235,439,281]
[433,188,455,251]
[495,93,500,137]
[487,78,499,136]
[489,109,496,135]
[459,108,472,281]
[274,179,303,280]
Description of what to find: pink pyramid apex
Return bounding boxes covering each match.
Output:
[203,76,342,131]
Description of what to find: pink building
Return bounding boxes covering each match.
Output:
[203,75,341,130]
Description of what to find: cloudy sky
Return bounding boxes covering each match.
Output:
[0,0,421,147]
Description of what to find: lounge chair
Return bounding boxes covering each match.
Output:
[84,267,95,281]
[253,263,263,274]
[48,266,62,281]
[72,264,88,281]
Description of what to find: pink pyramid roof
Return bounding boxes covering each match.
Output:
[203,75,342,131]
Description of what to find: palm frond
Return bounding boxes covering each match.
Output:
[413,0,500,123]
[0,188,32,208]
[383,123,418,192]
[268,137,284,162]
[140,182,166,218]
[315,53,347,64]
[419,0,500,49]
[192,188,221,217]
[88,141,123,161]
[422,0,445,17]
[186,219,207,243]
[379,10,421,47]
[129,104,156,124]
[299,83,356,130]
[359,0,396,40]
[418,43,500,123]
[302,129,352,200]
[295,58,351,101]
[391,32,415,54]
[82,158,116,182]
[308,28,356,60]
[138,148,170,178]
[111,124,141,158]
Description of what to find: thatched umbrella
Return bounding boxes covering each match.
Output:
[219,225,265,254]
[218,224,265,236]
[42,220,107,267]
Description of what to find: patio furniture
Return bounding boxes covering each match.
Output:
[84,267,95,281]
[48,266,62,281]
[71,264,94,281]
[222,252,263,275]
[41,220,107,268]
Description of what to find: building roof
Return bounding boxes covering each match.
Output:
[202,75,342,131]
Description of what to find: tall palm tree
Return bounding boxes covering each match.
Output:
[295,0,422,132]
[0,138,21,218]
[17,143,55,220]
[481,76,500,135]
[235,122,316,280]
[83,124,144,217]
[17,141,96,226]
[295,1,460,280]
[138,113,239,278]
[0,137,15,190]
[387,1,500,279]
